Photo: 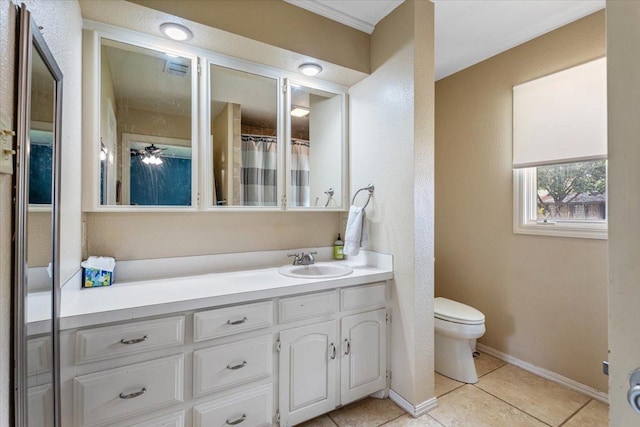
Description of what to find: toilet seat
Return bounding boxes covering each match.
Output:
[435,297,485,325]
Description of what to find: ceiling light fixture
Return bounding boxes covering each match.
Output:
[291,106,310,117]
[298,63,322,77]
[160,23,193,41]
[142,153,163,165]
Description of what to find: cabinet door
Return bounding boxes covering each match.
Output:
[279,320,338,426]
[340,309,387,405]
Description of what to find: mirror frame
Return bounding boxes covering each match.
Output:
[82,21,350,212]
[202,55,285,211]
[82,23,200,211]
[15,4,63,426]
[285,78,349,211]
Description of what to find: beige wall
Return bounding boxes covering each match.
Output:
[435,11,608,392]
[86,211,340,259]
[127,0,370,74]
[27,212,53,267]
[117,107,191,141]
[607,1,640,424]
[350,0,435,407]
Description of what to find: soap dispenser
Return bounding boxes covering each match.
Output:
[334,233,344,260]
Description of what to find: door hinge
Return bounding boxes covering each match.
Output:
[386,313,391,324]
[197,192,201,206]
[197,60,201,75]
[275,339,281,352]
[386,370,391,382]
[282,81,287,93]
[276,410,281,424]
[281,195,287,208]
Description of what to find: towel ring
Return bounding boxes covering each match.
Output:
[352,184,375,209]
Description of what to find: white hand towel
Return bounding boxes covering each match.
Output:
[344,205,368,256]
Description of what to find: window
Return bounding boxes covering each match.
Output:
[513,58,607,239]
[514,160,607,239]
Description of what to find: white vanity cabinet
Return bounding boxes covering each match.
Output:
[340,309,387,405]
[277,283,388,426]
[279,320,339,426]
[60,280,390,427]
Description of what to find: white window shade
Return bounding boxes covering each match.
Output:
[513,57,607,168]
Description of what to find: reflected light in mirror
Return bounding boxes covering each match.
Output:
[291,106,310,117]
[141,154,163,165]
[160,23,193,41]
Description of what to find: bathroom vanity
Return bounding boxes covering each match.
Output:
[55,251,393,426]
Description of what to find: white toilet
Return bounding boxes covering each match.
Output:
[434,297,486,384]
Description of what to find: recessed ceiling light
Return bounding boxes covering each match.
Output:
[291,106,310,117]
[298,63,322,76]
[160,23,193,41]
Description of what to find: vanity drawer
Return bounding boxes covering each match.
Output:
[73,354,184,427]
[130,410,185,427]
[341,283,387,311]
[279,290,337,323]
[193,334,272,397]
[193,383,272,427]
[75,316,185,364]
[193,301,273,342]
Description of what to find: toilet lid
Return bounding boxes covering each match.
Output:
[434,297,485,325]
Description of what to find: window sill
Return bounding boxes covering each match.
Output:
[513,222,607,240]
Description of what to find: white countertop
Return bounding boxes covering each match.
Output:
[54,250,393,330]
[26,290,53,336]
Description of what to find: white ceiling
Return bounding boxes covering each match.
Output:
[286,0,605,80]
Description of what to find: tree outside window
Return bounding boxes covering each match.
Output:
[536,160,606,221]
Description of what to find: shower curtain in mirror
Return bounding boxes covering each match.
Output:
[241,135,278,206]
[290,139,310,207]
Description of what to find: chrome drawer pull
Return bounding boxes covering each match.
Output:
[119,387,147,399]
[120,335,148,345]
[226,414,246,425]
[227,317,248,325]
[226,361,248,370]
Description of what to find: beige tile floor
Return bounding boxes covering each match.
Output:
[298,352,609,427]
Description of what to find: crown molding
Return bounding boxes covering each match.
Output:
[285,0,376,34]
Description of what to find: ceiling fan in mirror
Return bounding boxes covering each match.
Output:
[131,143,165,165]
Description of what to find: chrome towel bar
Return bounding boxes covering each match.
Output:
[351,184,375,209]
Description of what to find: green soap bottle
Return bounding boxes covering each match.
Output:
[334,233,344,260]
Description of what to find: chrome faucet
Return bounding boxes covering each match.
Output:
[287,251,317,266]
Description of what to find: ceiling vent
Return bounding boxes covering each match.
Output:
[164,59,190,77]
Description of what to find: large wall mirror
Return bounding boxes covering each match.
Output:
[15,5,63,426]
[82,29,198,209]
[100,38,195,207]
[287,82,346,209]
[209,64,281,207]
[83,23,348,212]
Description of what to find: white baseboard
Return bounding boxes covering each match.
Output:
[476,343,609,404]
[389,389,438,418]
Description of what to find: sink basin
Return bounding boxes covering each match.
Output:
[278,262,353,279]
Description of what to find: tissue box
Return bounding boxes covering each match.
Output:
[82,267,113,288]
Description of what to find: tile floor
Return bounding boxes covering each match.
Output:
[299,352,609,427]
